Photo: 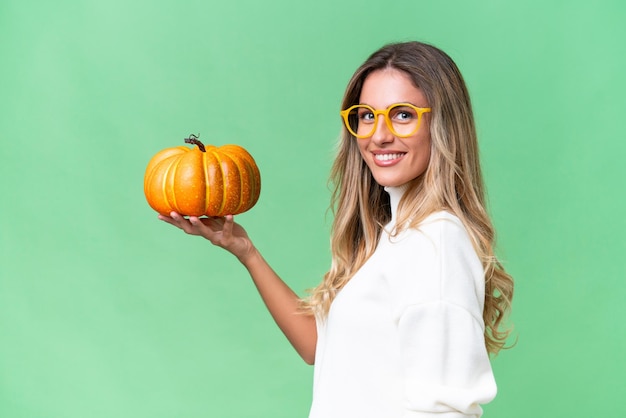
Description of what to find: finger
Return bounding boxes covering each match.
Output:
[205,216,225,227]
[159,214,179,227]
[222,215,234,237]
[188,216,207,231]
[169,211,185,222]
[189,216,203,228]
[164,212,195,234]
[190,216,219,238]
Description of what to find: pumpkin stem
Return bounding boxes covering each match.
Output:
[184,134,205,152]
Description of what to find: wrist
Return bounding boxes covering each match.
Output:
[237,245,261,267]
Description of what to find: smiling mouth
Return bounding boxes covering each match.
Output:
[374,153,406,161]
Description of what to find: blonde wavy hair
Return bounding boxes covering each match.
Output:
[302,41,514,355]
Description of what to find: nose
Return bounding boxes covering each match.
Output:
[370,115,394,145]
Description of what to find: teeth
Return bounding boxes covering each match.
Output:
[374,153,404,161]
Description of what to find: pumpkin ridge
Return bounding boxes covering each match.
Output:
[145,152,180,214]
[213,150,226,216]
[223,146,260,212]
[202,151,210,216]
[243,156,259,208]
[167,155,182,213]
[250,159,260,207]
[155,156,177,214]
[237,151,260,209]
[223,151,245,214]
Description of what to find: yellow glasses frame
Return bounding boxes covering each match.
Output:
[340,103,432,139]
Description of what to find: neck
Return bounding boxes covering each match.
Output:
[384,184,410,224]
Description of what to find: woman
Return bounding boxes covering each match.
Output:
[159,41,514,417]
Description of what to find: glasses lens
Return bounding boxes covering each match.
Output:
[388,104,420,137]
[346,106,376,138]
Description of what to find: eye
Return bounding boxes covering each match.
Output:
[390,106,418,123]
[356,107,375,123]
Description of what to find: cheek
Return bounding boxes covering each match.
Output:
[409,136,432,175]
[422,140,432,164]
[420,150,432,176]
[422,141,432,169]
[356,141,369,161]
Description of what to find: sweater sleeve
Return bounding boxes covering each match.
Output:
[387,216,497,418]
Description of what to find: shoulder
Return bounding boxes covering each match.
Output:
[393,211,473,255]
[412,211,481,275]
[416,211,469,240]
[385,211,485,312]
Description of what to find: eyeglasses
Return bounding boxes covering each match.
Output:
[340,103,431,139]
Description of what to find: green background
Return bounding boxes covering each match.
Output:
[1,0,625,417]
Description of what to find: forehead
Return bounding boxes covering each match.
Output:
[359,68,427,108]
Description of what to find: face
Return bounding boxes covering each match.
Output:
[356,68,431,187]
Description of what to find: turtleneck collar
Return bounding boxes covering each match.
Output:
[384,184,410,224]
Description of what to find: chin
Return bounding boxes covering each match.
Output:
[372,176,411,188]
[371,169,425,188]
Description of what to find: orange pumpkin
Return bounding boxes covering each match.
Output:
[144,134,261,217]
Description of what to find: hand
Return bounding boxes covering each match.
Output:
[158,212,256,262]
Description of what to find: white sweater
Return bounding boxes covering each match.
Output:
[309,186,496,418]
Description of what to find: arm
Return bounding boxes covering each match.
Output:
[398,302,495,417]
[389,217,496,417]
[159,212,317,364]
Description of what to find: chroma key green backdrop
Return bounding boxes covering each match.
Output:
[1,1,625,417]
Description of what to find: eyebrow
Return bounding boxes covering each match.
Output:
[357,102,426,108]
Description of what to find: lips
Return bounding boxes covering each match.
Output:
[372,151,406,166]
[374,152,405,161]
